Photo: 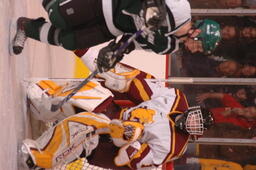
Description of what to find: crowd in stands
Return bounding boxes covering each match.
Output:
[170,15,256,170]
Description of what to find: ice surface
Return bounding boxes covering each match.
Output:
[0,0,73,169]
[0,0,28,169]
[0,1,167,169]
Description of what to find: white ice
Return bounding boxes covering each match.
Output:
[0,0,169,169]
[0,0,73,169]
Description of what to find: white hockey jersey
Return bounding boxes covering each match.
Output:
[118,80,190,169]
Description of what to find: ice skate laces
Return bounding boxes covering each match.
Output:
[13,29,26,49]
[13,18,28,54]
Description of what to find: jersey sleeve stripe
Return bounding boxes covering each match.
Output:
[128,77,153,104]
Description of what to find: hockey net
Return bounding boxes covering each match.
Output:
[50,158,112,170]
[50,158,164,170]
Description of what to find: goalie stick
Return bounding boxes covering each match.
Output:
[50,26,149,112]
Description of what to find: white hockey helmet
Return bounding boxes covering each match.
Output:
[165,0,192,34]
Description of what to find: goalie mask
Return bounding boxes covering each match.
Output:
[175,106,214,136]
[194,19,221,54]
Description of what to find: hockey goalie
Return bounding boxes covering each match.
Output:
[21,47,214,170]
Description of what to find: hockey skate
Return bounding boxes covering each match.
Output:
[12,17,30,55]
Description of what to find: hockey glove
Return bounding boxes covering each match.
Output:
[97,35,135,73]
[141,0,167,31]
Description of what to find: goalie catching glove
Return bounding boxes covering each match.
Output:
[109,119,144,147]
[97,34,135,73]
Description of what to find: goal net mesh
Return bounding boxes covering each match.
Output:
[50,158,163,170]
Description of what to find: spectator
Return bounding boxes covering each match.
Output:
[215,60,241,77]
[242,0,256,8]
[217,19,241,41]
[240,26,256,39]
[238,64,256,77]
[218,20,256,41]
[221,24,238,40]
[196,92,256,128]
[196,87,255,107]
[181,52,241,77]
[224,86,256,106]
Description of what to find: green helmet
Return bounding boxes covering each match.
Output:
[194,19,221,54]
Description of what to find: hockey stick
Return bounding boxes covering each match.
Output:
[50,27,148,112]
[114,26,148,55]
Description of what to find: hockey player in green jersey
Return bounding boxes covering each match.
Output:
[12,0,221,71]
[12,0,168,54]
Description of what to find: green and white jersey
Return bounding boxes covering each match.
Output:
[102,0,191,54]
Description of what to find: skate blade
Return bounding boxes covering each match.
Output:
[17,142,30,170]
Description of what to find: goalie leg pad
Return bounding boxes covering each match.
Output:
[27,82,63,122]
[69,80,114,113]
[20,139,41,169]
[20,113,107,169]
[21,135,59,169]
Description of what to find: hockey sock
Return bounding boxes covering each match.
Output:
[25,17,63,46]
[24,17,46,41]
